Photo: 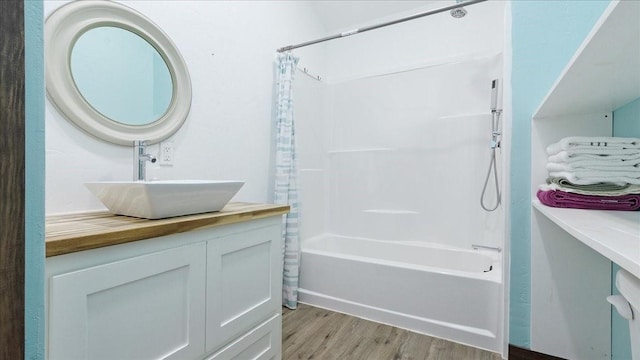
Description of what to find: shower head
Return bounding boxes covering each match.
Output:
[450,0,468,18]
[450,7,467,18]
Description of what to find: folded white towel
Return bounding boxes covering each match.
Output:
[548,170,640,185]
[546,136,640,155]
[539,183,640,196]
[546,160,640,172]
[570,159,640,169]
[548,151,640,163]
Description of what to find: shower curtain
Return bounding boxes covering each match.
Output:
[274,52,300,309]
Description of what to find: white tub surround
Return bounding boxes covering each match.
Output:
[296,51,508,357]
[299,235,502,353]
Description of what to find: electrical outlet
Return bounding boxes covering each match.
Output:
[160,141,174,166]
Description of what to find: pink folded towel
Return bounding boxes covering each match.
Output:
[537,189,640,211]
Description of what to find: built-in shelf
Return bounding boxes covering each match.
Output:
[533,200,640,279]
[534,0,640,119]
[530,0,640,275]
[528,1,640,357]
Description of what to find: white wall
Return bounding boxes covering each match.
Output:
[45,0,327,214]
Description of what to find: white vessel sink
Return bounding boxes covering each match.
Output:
[85,180,244,219]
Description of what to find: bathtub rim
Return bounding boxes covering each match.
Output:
[301,233,502,283]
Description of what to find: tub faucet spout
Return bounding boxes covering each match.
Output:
[134,140,156,181]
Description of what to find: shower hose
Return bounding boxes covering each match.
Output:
[480,110,502,212]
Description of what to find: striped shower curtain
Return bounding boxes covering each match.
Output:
[274,52,300,309]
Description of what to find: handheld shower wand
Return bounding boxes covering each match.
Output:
[489,79,501,149]
[481,79,502,212]
[490,79,499,112]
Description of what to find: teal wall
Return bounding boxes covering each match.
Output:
[24,0,45,359]
[614,98,640,136]
[610,96,640,360]
[510,0,610,348]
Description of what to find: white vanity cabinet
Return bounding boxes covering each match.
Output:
[205,225,283,356]
[47,241,207,360]
[45,210,286,360]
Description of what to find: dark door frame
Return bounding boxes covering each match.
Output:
[0,0,26,359]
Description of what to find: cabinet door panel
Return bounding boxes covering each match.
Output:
[207,224,282,352]
[48,243,206,360]
[205,314,282,360]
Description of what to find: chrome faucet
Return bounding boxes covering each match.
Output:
[134,140,156,181]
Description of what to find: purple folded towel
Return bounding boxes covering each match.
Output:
[537,189,640,211]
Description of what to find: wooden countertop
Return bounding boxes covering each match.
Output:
[46,202,289,257]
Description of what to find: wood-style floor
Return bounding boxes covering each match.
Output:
[282,304,502,360]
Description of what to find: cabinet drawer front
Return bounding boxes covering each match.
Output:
[206,224,282,352]
[48,243,207,360]
[205,314,282,360]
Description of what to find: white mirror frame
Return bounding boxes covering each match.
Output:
[45,0,192,146]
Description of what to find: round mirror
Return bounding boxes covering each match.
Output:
[45,1,192,145]
[71,26,173,126]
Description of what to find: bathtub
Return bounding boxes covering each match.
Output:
[298,234,502,352]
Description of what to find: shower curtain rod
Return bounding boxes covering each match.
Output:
[277,0,488,53]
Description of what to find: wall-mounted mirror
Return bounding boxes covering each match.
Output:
[71,26,174,126]
[45,0,192,146]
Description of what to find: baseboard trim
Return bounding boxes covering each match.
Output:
[508,345,567,360]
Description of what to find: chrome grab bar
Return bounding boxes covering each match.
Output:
[471,244,502,252]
